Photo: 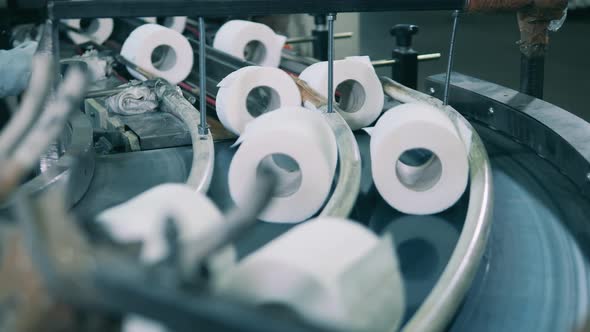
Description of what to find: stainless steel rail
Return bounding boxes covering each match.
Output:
[381,77,494,332]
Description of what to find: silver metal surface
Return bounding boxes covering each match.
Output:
[426,72,590,200]
[381,77,493,332]
[318,110,362,218]
[155,81,214,193]
[1,111,95,211]
[198,17,208,135]
[327,13,336,114]
[443,10,460,105]
[293,76,361,218]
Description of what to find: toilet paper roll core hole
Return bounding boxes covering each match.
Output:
[395,148,442,192]
[156,17,175,28]
[246,86,281,117]
[257,153,302,198]
[150,45,177,71]
[79,19,100,35]
[243,40,267,64]
[334,79,366,113]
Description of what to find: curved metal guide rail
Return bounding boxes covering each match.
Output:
[154,80,214,193]
[2,111,96,209]
[292,76,362,218]
[380,77,494,332]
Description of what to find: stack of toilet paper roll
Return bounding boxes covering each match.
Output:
[228,107,337,223]
[120,24,193,84]
[300,56,384,130]
[97,183,236,332]
[216,66,302,135]
[370,102,470,215]
[214,217,405,332]
[141,17,187,33]
[62,18,114,45]
[213,20,287,68]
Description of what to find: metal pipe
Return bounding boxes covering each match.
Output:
[286,32,352,44]
[8,0,568,20]
[155,80,214,193]
[198,17,208,135]
[371,53,441,67]
[380,77,493,332]
[519,52,545,98]
[327,13,336,114]
[292,76,361,218]
[443,10,460,105]
[0,66,88,201]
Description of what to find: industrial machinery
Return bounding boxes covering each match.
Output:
[0,1,588,332]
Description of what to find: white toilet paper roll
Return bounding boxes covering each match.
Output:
[213,20,286,67]
[141,16,187,33]
[97,183,236,275]
[216,66,302,135]
[62,18,114,45]
[120,24,193,84]
[228,107,337,223]
[215,217,405,332]
[384,215,459,311]
[299,56,384,130]
[370,102,469,215]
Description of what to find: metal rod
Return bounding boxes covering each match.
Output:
[198,17,208,135]
[519,52,545,99]
[48,0,467,19]
[371,53,441,67]
[51,19,61,87]
[286,32,353,44]
[327,13,336,114]
[443,10,460,105]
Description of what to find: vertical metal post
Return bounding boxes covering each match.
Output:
[519,50,545,99]
[51,19,61,87]
[443,10,460,106]
[391,24,419,89]
[312,14,328,61]
[198,17,208,135]
[327,13,336,113]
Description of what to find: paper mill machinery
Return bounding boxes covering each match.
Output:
[0,1,589,332]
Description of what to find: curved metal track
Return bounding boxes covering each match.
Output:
[1,111,95,211]
[381,77,493,332]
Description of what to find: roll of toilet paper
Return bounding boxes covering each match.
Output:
[97,183,235,276]
[370,102,469,215]
[384,215,459,311]
[213,20,286,67]
[228,107,337,223]
[62,18,114,45]
[299,56,384,130]
[215,217,405,332]
[120,24,193,84]
[216,66,302,135]
[141,16,187,33]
